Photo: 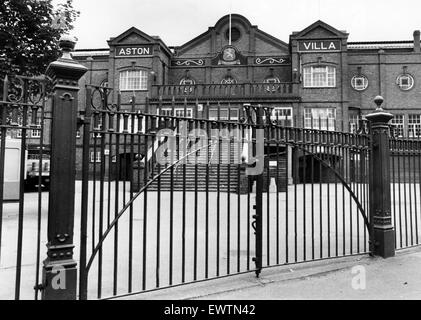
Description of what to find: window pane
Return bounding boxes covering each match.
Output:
[303,66,336,88]
[271,107,293,126]
[408,114,421,137]
[120,70,148,90]
[304,108,336,130]
[391,115,404,137]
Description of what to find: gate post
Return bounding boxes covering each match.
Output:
[366,96,395,258]
[251,106,264,277]
[41,36,87,300]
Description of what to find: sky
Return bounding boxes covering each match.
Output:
[57,0,421,49]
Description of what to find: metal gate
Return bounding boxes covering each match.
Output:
[2,44,409,300]
[0,75,49,300]
[77,85,372,299]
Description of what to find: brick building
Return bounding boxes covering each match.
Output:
[71,14,421,180]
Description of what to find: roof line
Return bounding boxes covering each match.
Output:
[348,40,413,45]
[74,48,110,52]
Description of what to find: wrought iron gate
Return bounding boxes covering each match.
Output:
[0,75,49,300]
[3,42,415,300]
[77,85,372,299]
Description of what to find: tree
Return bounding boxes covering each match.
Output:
[0,0,80,79]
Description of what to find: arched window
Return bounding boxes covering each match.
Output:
[119,69,148,91]
[303,66,336,88]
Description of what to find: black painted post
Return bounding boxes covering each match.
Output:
[42,36,87,300]
[251,106,264,277]
[366,96,395,258]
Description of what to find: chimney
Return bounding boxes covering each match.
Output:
[414,30,420,53]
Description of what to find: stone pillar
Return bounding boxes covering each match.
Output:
[42,35,87,300]
[366,96,395,258]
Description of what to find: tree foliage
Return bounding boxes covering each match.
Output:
[0,0,79,79]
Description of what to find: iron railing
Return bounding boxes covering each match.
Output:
[0,75,48,300]
[78,87,372,299]
[390,134,421,250]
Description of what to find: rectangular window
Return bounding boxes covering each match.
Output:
[349,114,360,133]
[303,66,336,88]
[92,123,102,138]
[159,108,173,116]
[90,151,101,163]
[219,109,229,120]
[16,130,29,138]
[174,108,193,118]
[30,118,42,138]
[408,114,421,137]
[391,115,404,137]
[270,107,293,127]
[229,109,239,120]
[209,108,219,120]
[208,108,238,121]
[304,108,336,131]
[31,129,41,138]
[119,70,148,91]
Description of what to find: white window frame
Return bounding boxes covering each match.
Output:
[16,130,29,138]
[30,117,42,138]
[174,108,193,118]
[90,151,101,163]
[159,108,173,116]
[408,114,421,137]
[31,128,41,138]
[92,123,102,138]
[351,75,368,91]
[119,69,148,91]
[304,108,336,131]
[303,66,336,88]
[270,107,293,127]
[208,108,238,121]
[390,114,405,137]
[396,74,414,91]
[348,113,360,133]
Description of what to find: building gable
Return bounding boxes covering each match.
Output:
[175,14,289,57]
[108,27,155,45]
[292,20,348,39]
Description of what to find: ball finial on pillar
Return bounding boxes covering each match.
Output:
[374,95,384,110]
[58,35,76,60]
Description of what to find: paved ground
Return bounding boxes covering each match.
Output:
[117,246,421,300]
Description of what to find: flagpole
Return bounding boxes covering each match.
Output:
[229,12,232,45]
